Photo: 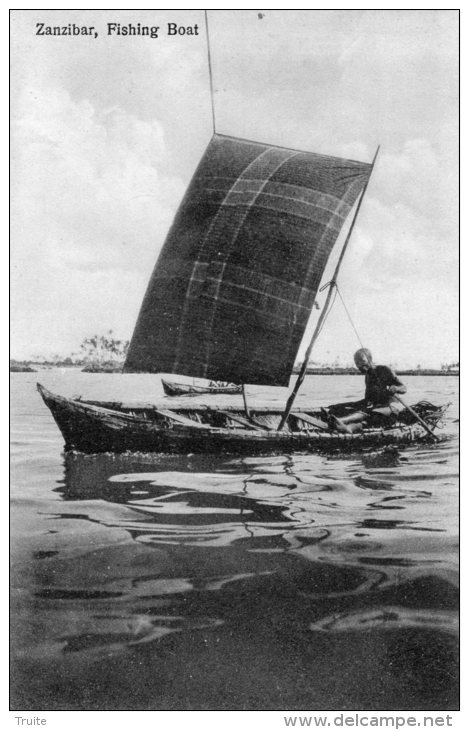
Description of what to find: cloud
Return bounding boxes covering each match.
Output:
[10,9,458,367]
[11,79,187,356]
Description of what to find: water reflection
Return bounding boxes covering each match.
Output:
[45,448,458,624]
[11,374,459,710]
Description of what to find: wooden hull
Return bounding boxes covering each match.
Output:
[161,378,242,396]
[37,383,444,456]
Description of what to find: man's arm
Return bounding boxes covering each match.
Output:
[387,368,407,395]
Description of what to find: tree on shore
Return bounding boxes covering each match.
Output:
[80,330,129,365]
[441,361,459,372]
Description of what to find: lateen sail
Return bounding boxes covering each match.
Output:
[124,134,371,386]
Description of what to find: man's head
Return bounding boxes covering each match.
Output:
[354,348,373,373]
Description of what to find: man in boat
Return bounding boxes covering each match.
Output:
[327,348,407,433]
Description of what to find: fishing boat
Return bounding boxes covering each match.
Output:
[161,379,242,397]
[37,383,446,455]
[36,15,447,452]
[37,132,447,453]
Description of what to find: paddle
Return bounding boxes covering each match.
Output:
[393,394,440,442]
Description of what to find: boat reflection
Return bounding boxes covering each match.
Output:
[53,449,459,611]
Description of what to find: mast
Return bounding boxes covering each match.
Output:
[277,145,381,431]
[204,10,216,135]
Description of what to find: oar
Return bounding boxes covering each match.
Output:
[393,394,439,442]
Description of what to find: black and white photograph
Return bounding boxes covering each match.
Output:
[10,8,459,715]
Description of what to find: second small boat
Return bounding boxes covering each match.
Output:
[161,379,242,397]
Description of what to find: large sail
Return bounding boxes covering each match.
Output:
[124,134,371,386]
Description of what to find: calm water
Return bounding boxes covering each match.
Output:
[10,372,459,711]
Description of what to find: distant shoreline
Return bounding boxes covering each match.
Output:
[293,368,459,377]
[10,361,459,377]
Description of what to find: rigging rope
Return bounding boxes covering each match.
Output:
[204,11,216,134]
[335,286,365,349]
[315,283,338,339]
[318,281,365,349]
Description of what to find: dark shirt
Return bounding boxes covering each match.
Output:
[365,366,404,407]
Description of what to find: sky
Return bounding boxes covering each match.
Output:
[10,9,459,369]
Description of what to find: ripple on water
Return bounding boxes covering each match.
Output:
[10,374,459,710]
